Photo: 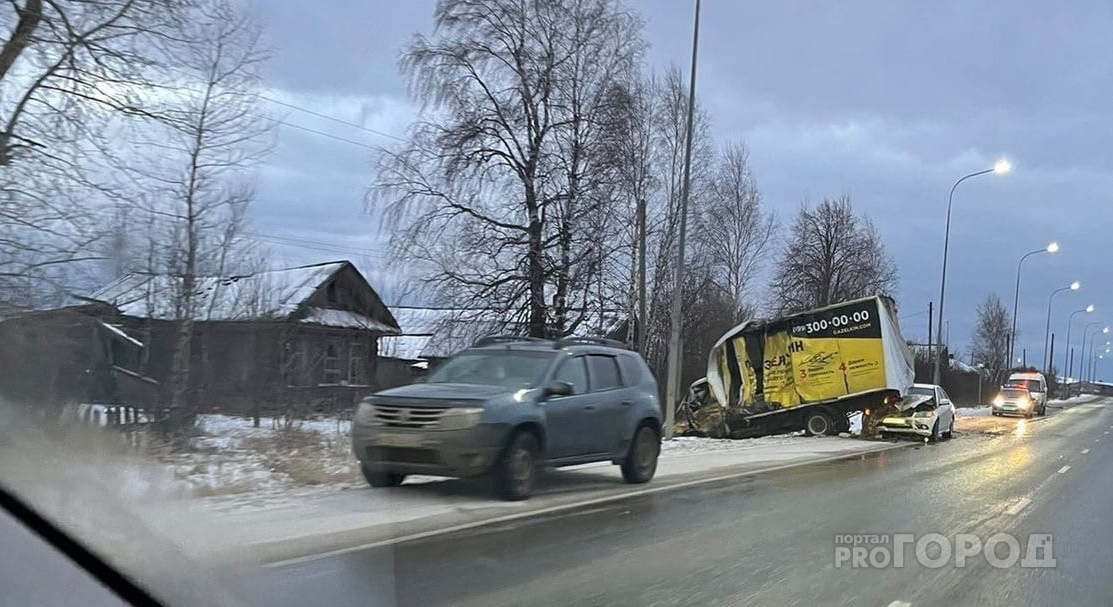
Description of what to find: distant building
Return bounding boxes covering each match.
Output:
[0,261,400,417]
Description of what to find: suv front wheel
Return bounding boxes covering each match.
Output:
[495,431,540,501]
[361,464,406,488]
[621,425,660,484]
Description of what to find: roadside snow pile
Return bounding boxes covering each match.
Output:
[663,433,808,455]
[155,414,359,498]
[957,407,991,417]
[1051,394,1101,405]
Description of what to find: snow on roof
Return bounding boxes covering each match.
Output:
[300,307,396,332]
[952,360,980,373]
[379,335,432,361]
[99,322,144,348]
[89,262,346,322]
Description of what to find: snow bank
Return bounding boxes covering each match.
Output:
[956,406,992,417]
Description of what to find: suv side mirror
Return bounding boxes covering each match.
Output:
[544,381,574,398]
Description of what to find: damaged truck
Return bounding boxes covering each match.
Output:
[676,295,917,439]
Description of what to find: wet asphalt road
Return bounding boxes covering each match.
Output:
[249,399,1113,607]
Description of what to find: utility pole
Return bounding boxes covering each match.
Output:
[1047,332,1056,396]
[926,301,933,377]
[663,0,701,440]
[636,198,647,356]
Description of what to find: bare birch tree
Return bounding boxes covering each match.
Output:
[698,141,774,322]
[126,0,271,423]
[769,196,897,314]
[0,0,184,311]
[372,0,643,338]
[971,293,1010,381]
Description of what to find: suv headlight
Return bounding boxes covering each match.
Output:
[354,401,377,425]
[913,410,935,418]
[438,407,485,430]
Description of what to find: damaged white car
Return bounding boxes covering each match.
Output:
[878,383,955,442]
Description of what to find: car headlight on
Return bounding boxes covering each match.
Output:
[438,407,485,430]
[993,396,1004,406]
[1018,399,1031,409]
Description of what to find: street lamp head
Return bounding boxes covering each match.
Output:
[1071,281,1081,290]
[1103,327,1109,334]
[1086,305,1095,313]
[1046,241,1060,254]
[993,158,1012,175]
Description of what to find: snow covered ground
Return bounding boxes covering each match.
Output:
[156,414,360,497]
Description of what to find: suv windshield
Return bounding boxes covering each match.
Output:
[1007,380,1043,392]
[908,386,934,397]
[426,351,555,388]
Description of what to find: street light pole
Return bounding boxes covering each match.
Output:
[1010,242,1058,365]
[663,0,701,440]
[1044,282,1080,373]
[1081,321,1102,383]
[1082,325,1107,387]
[1064,306,1094,382]
[934,160,1011,384]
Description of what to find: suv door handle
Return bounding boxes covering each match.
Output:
[621,400,633,406]
[584,405,596,411]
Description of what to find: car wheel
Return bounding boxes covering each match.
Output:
[360,464,405,488]
[928,420,940,443]
[495,431,539,501]
[942,419,954,439]
[804,411,834,436]
[621,425,660,484]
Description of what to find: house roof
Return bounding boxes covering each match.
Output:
[87,261,398,332]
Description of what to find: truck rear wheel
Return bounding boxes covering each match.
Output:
[804,411,835,436]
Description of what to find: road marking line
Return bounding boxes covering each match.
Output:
[1058,465,1071,474]
[262,442,914,567]
[1106,431,1110,435]
[1082,448,1090,454]
[1006,497,1031,515]
[887,602,912,607]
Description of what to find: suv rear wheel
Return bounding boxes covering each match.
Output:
[621,424,660,484]
[495,431,539,501]
[361,464,405,488]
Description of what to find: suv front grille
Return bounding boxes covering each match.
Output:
[373,404,448,428]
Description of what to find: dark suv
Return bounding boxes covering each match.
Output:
[351,336,662,500]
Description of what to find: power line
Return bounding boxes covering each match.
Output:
[270,119,382,151]
[247,231,388,257]
[259,95,407,143]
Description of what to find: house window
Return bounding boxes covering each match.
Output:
[348,340,367,385]
[323,343,341,384]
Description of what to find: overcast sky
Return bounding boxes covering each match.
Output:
[248,0,1113,372]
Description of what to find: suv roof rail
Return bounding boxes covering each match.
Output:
[472,335,550,347]
[553,336,628,350]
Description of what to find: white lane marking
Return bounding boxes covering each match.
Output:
[1058,465,1071,474]
[887,602,912,607]
[1082,448,1090,454]
[1105,431,1110,435]
[1006,497,1032,515]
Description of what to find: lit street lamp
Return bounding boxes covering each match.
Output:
[1065,305,1095,382]
[1044,281,1081,373]
[934,159,1012,384]
[1083,325,1109,385]
[1009,241,1058,365]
